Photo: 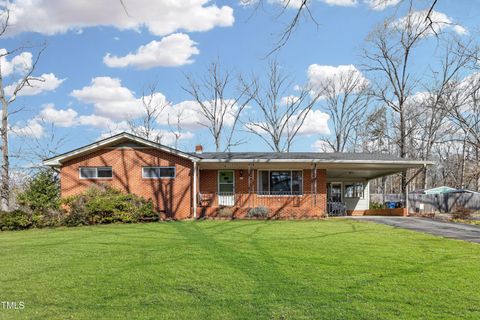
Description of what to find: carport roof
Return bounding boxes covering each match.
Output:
[195,151,421,162]
[195,152,433,180]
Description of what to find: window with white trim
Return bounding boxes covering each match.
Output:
[258,170,303,195]
[142,167,176,179]
[344,183,365,199]
[79,167,112,179]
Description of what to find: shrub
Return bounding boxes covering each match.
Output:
[16,169,61,216]
[218,207,233,219]
[451,207,474,220]
[248,206,269,219]
[63,185,157,225]
[0,210,32,231]
[370,201,384,209]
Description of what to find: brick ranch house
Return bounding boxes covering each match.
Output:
[43,132,432,219]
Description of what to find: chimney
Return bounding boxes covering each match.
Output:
[195,144,203,154]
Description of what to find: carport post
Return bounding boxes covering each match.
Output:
[405,186,409,215]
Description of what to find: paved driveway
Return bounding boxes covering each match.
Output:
[347,216,480,243]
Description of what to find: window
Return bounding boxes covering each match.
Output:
[344,183,364,198]
[258,170,303,195]
[218,171,234,193]
[142,167,176,179]
[79,167,112,179]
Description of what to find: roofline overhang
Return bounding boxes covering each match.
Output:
[43,132,200,167]
[197,159,434,165]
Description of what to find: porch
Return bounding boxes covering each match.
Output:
[194,159,426,218]
[197,191,326,218]
[196,166,328,218]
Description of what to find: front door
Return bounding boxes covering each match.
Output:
[218,170,235,206]
[328,182,342,202]
[327,182,346,216]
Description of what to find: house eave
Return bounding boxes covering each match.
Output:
[43,132,200,167]
[197,159,433,180]
[197,158,434,165]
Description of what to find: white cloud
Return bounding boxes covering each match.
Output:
[5,73,65,97]
[394,10,468,36]
[0,49,32,76]
[453,25,468,36]
[297,110,330,135]
[70,77,240,144]
[270,0,307,8]
[278,96,330,134]
[5,0,234,36]
[39,103,78,127]
[245,109,330,137]
[71,76,239,128]
[307,64,368,94]
[321,0,357,7]
[71,77,143,120]
[364,0,400,11]
[161,99,238,129]
[311,139,334,152]
[104,33,199,69]
[280,95,300,105]
[77,114,114,128]
[11,119,44,138]
[405,91,430,106]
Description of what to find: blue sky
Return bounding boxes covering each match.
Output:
[3,0,479,165]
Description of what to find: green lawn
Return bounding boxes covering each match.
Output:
[1,220,480,319]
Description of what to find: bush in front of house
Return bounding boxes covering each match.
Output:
[0,210,33,231]
[62,185,158,225]
[370,201,384,209]
[218,207,234,219]
[248,206,269,219]
[16,169,63,227]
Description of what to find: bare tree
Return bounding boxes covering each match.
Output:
[127,81,168,144]
[445,61,480,191]
[316,69,370,152]
[242,61,320,152]
[362,4,434,196]
[0,9,46,210]
[183,61,252,152]
[167,108,185,150]
[11,121,67,170]
[412,39,475,188]
[357,106,391,154]
[242,0,439,55]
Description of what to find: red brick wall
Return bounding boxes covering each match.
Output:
[198,168,327,218]
[348,208,407,216]
[60,148,193,219]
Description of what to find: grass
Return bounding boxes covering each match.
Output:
[1,220,480,319]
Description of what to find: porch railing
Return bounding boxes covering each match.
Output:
[327,201,347,216]
[199,192,322,208]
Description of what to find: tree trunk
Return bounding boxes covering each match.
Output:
[399,108,407,199]
[477,148,480,192]
[1,100,9,211]
[460,138,466,189]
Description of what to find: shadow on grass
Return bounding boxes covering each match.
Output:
[171,220,368,317]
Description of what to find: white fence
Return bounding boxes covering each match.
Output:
[371,193,480,213]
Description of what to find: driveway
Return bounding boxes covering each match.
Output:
[347,216,480,243]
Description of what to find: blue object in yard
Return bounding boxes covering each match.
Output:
[385,202,396,209]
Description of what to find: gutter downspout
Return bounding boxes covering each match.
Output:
[193,161,197,219]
